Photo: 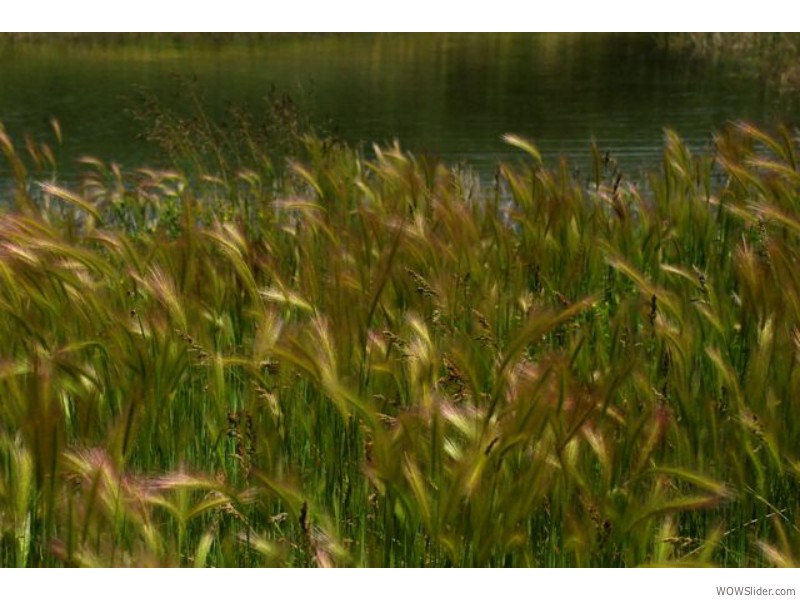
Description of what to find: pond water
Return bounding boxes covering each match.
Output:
[0,33,797,182]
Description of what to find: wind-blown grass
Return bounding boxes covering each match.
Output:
[1,122,799,566]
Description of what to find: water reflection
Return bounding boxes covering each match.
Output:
[0,33,796,181]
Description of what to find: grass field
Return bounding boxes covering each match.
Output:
[1,120,799,566]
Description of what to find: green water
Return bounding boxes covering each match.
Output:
[0,33,796,179]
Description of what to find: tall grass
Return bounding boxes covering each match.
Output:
[1,121,799,566]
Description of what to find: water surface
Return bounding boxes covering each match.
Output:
[0,34,796,180]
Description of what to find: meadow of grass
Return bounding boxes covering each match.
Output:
[1,118,800,567]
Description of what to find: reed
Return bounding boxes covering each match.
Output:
[1,120,799,566]
[656,33,800,89]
